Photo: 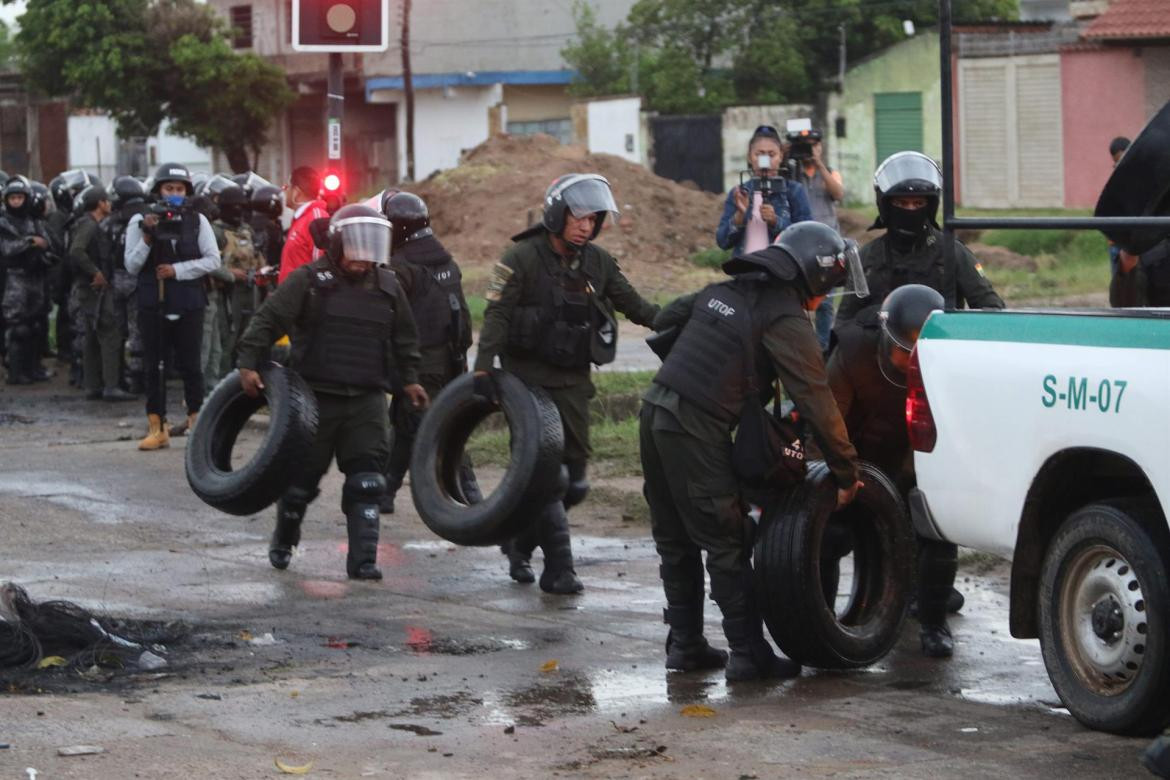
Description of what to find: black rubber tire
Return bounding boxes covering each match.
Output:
[1038,499,1170,736]
[409,370,564,546]
[185,364,319,516]
[754,461,914,669]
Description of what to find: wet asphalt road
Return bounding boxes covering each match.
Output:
[0,375,1154,779]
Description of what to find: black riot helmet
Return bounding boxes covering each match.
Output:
[150,162,194,196]
[779,222,867,298]
[251,185,283,220]
[328,203,393,264]
[538,173,620,245]
[877,283,944,387]
[3,176,33,217]
[111,176,147,212]
[49,169,95,212]
[872,151,942,243]
[29,181,51,219]
[217,184,248,226]
[381,190,431,246]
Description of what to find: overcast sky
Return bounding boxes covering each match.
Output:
[0,2,22,28]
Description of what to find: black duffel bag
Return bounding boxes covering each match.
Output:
[410,370,564,546]
[186,364,319,516]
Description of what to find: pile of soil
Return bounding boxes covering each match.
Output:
[412,134,726,295]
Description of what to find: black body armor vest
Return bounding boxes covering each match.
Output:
[393,236,469,352]
[655,276,802,424]
[507,259,594,369]
[290,261,400,391]
[137,209,206,312]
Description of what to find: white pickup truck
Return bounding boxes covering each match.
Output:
[907,308,1170,735]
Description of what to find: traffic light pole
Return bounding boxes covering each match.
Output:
[327,51,344,180]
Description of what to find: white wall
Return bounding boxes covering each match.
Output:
[68,115,213,181]
[67,115,119,182]
[585,97,641,163]
[375,84,503,181]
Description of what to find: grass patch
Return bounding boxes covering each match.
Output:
[957,548,1004,576]
[980,226,1110,301]
[690,247,731,269]
[465,415,642,475]
[466,294,487,329]
[586,485,650,524]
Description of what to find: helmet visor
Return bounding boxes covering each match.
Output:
[58,169,89,192]
[561,176,620,220]
[334,216,392,264]
[877,327,910,388]
[205,174,237,197]
[826,239,869,298]
[874,152,942,195]
[242,172,274,192]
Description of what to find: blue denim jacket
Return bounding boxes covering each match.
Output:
[716,177,813,253]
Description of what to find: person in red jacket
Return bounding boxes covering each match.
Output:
[278,166,329,284]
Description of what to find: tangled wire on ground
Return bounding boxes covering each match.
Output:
[0,582,190,674]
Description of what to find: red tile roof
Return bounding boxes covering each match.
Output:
[1084,0,1170,41]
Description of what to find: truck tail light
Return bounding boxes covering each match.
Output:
[906,346,937,453]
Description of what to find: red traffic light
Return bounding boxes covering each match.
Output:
[323,172,342,192]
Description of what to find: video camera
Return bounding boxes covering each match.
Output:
[142,199,190,236]
[784,117,822,163]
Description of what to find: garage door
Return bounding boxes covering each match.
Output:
[875,92,924,163]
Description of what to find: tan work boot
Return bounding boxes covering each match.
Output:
[138,414,171,451]
[169,411,198,437]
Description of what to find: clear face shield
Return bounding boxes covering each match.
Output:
[561,176,620,221]
[877,318,916,388]
[874,152,942,196]
[825,239,869,298]
[332,215,393,264]
[204,174,237,198]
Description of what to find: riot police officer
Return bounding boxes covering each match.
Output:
[236,204,427,580]
[378,190,480,514]
[69,185,135,401]
[216,184,265,371]
[826,284,958,657]
[105,176,150,394]
[250,185,284,270]
[47,170,98,372]
[1,177,55,384]
[643,221,865,680]
[474,173,660,595]
[837,152,1003,324]
[123,163,222,450]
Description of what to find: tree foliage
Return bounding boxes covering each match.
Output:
[7,0,295,171]
[563,0,1017,114]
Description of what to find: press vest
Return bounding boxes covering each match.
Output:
[393,236,469,352]
[290,260,400,391]
[803,168,840,232]
[136,209,207,313]
[654,276,803,424]
[506,256,595,369]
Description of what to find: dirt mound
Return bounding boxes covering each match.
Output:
[966,242,1036,271]
[412,134,725,295]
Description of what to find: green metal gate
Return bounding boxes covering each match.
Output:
[874,92,923,162]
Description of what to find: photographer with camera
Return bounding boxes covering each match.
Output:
[787,124,845,350]
[716,125,813,257]
[123,163,222,451]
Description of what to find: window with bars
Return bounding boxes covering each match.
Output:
[506,118,572,145]
[230,5,253,49]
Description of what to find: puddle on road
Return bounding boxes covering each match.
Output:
[404,625,529,656]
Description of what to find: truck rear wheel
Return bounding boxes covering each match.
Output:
[754,461,914,669]
[1039,500,1170,735]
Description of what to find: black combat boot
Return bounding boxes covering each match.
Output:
[502,521,538,584]
[269,486,315,570]
[711,570,800,682]
[344,472,385,580]
[918,538,959,658]
[537,501,583,594]
[661,560,727,671]
[5,335,30,385]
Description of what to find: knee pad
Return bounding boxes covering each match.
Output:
[283,484,319,507]
[343,472,386,501]
[562,460,589,508]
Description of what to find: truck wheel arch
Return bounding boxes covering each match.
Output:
[1010,448,1160,638]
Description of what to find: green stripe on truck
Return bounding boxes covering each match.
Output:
[920,311,1170,350]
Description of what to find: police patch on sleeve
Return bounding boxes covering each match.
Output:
[485,262,515,302]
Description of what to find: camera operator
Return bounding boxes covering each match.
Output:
[788,127,845,350]
[123,163,222,451]
[716,125,813,256]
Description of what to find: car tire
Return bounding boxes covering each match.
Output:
[185,364,319,516]
[410,370,564,546]
[1038,499,1170,735]
[754,461,914,669]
